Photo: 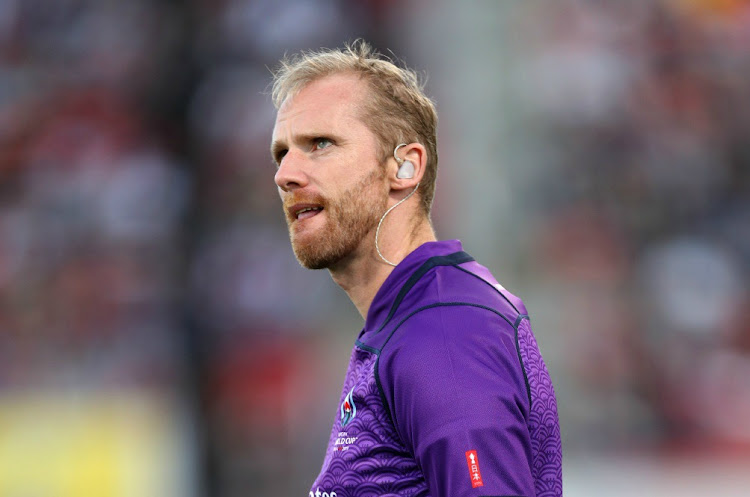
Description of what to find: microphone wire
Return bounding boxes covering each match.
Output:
[374,182,420,267]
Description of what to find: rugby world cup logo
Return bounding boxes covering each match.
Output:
[340,387,356,427]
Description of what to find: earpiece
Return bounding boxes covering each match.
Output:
[397,160,415,179]
[376,143,421,266]
[393,143,415,179]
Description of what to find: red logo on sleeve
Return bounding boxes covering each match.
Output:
[465,450,484,488]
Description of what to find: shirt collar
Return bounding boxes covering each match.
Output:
[365,239,464,329]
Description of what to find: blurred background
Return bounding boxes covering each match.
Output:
[1,0,749,496]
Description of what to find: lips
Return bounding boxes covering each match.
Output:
[288,202,324,221]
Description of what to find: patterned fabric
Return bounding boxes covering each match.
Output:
[313,348,428,496]
[517,318,564,497]
[308,240,562,497]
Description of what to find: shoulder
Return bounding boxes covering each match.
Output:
[377,302,529,410]
[392,258,528,331]
[380,302,521,373]
[377,257,530,356]
[375,303,532,451]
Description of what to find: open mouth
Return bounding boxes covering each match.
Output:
[292,204,324,220]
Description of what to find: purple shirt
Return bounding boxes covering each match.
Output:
[309,240,562,497]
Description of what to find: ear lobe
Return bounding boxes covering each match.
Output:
[396,160,415,179]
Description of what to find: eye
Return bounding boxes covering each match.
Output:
[312,138,333,151]
[274,149,287,166]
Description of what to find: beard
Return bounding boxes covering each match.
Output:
[284,168,388,270]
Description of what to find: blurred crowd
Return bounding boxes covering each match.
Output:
[511,0,750,452]
[0,0,748,496]
[0,1,397,496]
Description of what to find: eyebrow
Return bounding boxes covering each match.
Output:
[270,132,344,164]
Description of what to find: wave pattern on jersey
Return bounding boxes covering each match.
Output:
[517,318,563,497]
[312,346,429,497]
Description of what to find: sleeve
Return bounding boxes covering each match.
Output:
[378,304,535,497]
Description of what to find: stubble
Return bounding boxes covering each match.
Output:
[286,168,387,270]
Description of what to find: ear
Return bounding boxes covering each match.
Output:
[389,142,427,192]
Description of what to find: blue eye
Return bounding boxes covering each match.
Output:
[314,138,332,151]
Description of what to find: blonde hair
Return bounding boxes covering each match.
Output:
[271,39,439,215]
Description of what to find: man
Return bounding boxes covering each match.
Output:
[270,40,562,497]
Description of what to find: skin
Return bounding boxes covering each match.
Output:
[272,73,436,318]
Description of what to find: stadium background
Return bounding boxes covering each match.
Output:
[1,0,749,495]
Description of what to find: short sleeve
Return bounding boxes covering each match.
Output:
[378,304,535,497]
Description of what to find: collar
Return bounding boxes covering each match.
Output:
[364,239,466,331]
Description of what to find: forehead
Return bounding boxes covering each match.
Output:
[273,73,368,136]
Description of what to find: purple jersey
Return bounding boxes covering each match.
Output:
[309,240,562,497]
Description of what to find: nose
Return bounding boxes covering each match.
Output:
[274,150,309,192]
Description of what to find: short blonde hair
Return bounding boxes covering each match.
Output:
[271,40,439,215]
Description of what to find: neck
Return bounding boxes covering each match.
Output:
[329,212,436,320]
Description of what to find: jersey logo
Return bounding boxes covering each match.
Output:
[465,450,484,488]
[340,387,356,427]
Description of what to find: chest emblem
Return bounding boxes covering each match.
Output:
[340,387,357,427]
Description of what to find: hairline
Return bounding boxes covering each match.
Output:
[278,71,403,164]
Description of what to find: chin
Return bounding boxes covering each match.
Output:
[293,246,344,270]
[291,231,362,270]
